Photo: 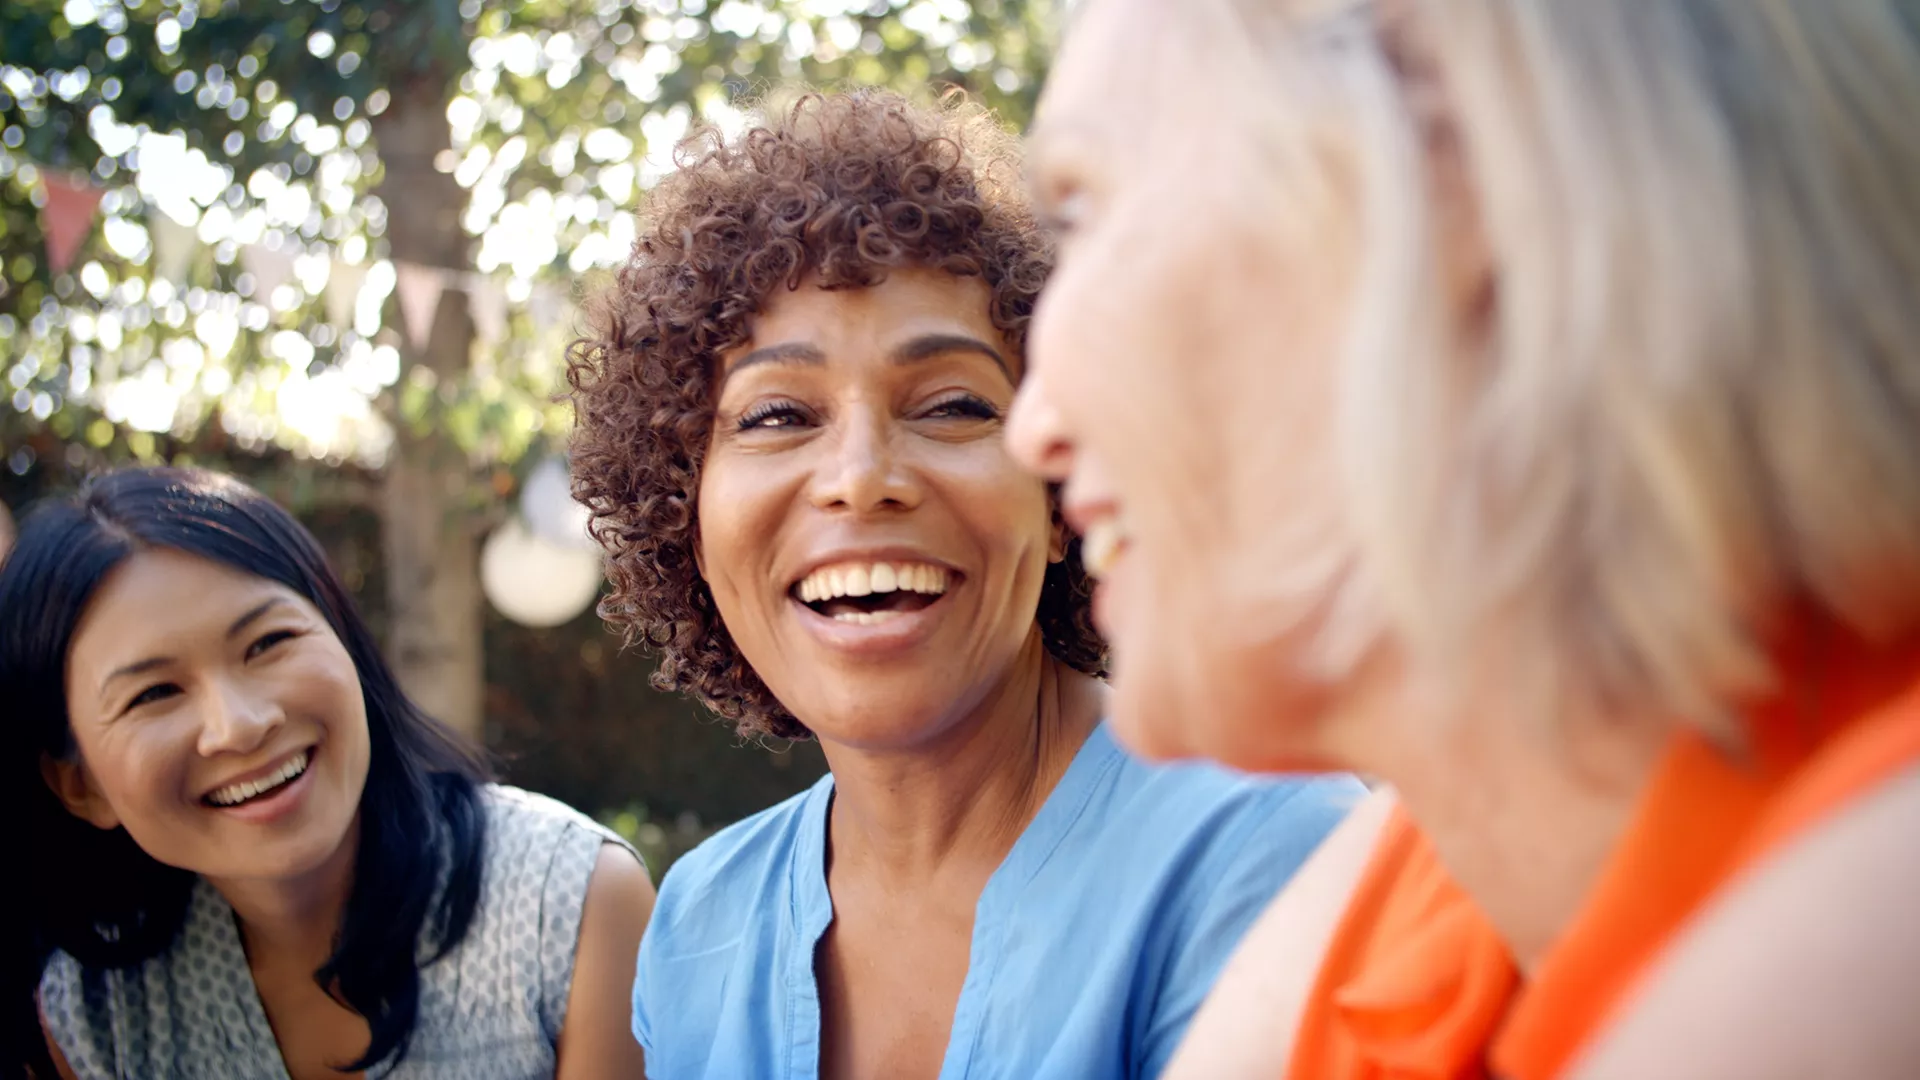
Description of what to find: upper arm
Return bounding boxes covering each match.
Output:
[554,842,656,1080]
[1158,787,1396,1080]
[1570,766,1920,1080]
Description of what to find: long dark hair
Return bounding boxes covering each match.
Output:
[0,467,490,1076]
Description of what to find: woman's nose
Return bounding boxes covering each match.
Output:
[196,677,283,758]
[1007,370,1076,483]
[808,409,923,513]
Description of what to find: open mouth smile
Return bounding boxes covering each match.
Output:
[791,560,954,626]
[203,747,314,809]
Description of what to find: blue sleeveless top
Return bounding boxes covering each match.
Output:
[40,785,633,1080]
[633,724,1364,1080]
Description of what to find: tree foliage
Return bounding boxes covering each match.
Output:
[0,0,1053,486]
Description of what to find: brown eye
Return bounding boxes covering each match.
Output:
[246,630,297,661]
[128,683,182,710]
[922,395,1000,421]
[737,402,813,430]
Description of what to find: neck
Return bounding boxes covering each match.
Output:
[1325,613,1920,970]
[207,813,361,971]
[1329,672,1669,971]
[819,639,1104,884]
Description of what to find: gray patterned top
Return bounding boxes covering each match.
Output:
[40,784,635,1080]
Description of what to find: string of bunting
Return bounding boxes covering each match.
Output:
[35,173,603,628]
[34,171,570,350]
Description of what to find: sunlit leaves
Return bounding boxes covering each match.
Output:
[2,0,1054,473]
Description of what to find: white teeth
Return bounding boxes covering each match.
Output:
[1080,519,1127,580]
[208,750,310,807]
[832,610,904,625]
[795,561,950,603]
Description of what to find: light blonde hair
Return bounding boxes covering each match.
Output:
[1230,0,1920,735]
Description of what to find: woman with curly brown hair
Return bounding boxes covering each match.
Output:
[567,89,1360,1080]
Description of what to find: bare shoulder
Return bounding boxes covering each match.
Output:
[575,842,655,970]
[1159,787,1398,1080]
[584,842,656,913]
[555,843,655,1080]
[1571,765,1920,1080]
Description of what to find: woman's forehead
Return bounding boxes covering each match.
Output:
[68,550,302,673]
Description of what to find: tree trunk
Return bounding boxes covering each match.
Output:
[371,77,484,740]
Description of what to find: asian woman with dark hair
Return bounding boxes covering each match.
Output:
[0,466,652,1080]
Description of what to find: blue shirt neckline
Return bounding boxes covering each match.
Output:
[781,723,1125,1078]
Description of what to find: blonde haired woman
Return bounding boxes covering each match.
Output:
[1008,0,1920,1077]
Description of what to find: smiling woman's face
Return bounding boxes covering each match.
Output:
[1007,0,1368,769]
[698,267,1062,750]
[53,548,370,885]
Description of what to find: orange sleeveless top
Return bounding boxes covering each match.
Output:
[1286,627,1920,1080]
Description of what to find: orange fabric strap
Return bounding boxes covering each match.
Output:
[1288,627,1920,1080]
[1287,807,1515,1080]
[1495,637,1920,1079]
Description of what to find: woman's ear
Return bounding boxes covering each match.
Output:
[40,752,121,831]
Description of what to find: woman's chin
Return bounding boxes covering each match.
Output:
[799,693,978,753]
[197,804,360,886]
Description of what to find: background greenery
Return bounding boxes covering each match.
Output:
[2,0,1055,877]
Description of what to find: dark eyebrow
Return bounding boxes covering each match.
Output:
[720,334,1011,388]
[725,341,828,380]
[227,598,286,639]
[890,333,1011,381]
[100,656,170,698]
[96,599,288,702]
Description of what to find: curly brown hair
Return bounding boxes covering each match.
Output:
[566,89,1106,740]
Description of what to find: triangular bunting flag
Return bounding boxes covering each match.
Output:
[41,173,103,275]
[325,260,368,329]
[394,261,448,352]
[241,243,295,305]
[149,210,198,284]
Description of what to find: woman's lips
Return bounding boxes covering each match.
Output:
[789,555,959,627]
[789,581,956,656]
[204,744,320,825]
